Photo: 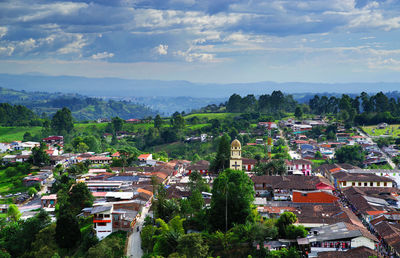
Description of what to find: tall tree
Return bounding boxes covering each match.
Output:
[294,106,303,119]
[111,116,124,133]
[209,169,255,231]
[51,107,74,134]
[7,204,21,222]
[29,143,50,167]
[154,114,163,130]
[211,134,231,172]
[335,145,365,167]
[55,212,81,249]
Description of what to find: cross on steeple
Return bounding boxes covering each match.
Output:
[232,161,241,170]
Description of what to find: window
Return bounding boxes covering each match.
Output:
[358,182,362,186]
[370,182,373,186]
[377,182,380,186]
[364,182,367,187]
[342,182,346,186]
[104,214,110,218]
[97,222,107,226]
[384,182,387,187]
[352,182,356,186]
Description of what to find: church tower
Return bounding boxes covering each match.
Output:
[230,139,242,170]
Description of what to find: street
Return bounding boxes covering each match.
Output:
[126,204,151,258]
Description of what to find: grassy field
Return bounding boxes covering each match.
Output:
[0,126,42,142]
[184,113,239,120]
[0,169,30,203]
[362,124,400,137]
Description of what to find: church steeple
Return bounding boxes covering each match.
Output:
[230,139,242,170]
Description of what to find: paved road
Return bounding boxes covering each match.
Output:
[127,204,151,258]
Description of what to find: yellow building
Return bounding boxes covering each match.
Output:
[230,139,242,170]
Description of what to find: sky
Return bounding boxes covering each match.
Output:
[1,0,400,84]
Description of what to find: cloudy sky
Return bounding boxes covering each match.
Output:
[1,0,400,83]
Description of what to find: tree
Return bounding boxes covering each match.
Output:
[153,216,186,256]
[30,224,58,258]
[67,182,94,215]
[111,116,124,133]
[276,212,297,238]
[23,132,33,141]
[51,107,74,134]
[177,233,209,258]
[335,145,365,167]
[76,142,89,153]
[7,204,21,222]
[209,169,255,231]
[28,187,38,196]
[189,170,210,193]
[154,114,163,130]
[171,112,185,129]
[294,106,303,119]
[29,143,50,167]
[211,134,231,172]
[55,212,81,249]
[254,160,287,176]
[141,225,156,253]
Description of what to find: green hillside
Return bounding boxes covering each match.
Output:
[0,87,157,121]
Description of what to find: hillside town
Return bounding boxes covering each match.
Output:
[1,114,400,258]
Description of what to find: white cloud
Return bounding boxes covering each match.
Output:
[57,34,86,55]
[154,44,168,55]
[91,51,115,59]
[0,27,7,38]
[175,50,215,62]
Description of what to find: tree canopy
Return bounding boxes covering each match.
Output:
[209,169,255,231]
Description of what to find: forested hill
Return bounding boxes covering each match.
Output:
[0,87,157,121]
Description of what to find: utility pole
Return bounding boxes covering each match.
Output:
[225,179,228,232]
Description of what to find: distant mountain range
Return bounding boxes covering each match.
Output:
[1,73,399,98]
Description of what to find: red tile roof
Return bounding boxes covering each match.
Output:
[138,154,151,160]
[292,190,339,203]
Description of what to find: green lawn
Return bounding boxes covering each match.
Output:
[0,126,42,142]
[187,123,210,130]
[362,124,400,137]
[0,169,30,197]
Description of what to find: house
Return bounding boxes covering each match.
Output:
[317,246,379,258]
[89,156,112,165]
[0,143,10,153]
[0,204,9,213]
[41,194,57,210]
[138,154,156,166]
[294,203,363,228]
[332,171,395,189]
[348,168,400,188]
[185,160,210,175]
[43,136,64,145]
[377,122,388,129]
[307,222,378,254]
[292,190,339,204]
[125,118,141,123]
[258,122,278,129]
[336,133,351,142]
[242,158,257,172]
[370,220,400,256]
[91,205,113,240]
[342,187,400,221]
[252,175,334,200]
[2,154,16,163]
[285,159,312,175]
[111,152,121,158]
